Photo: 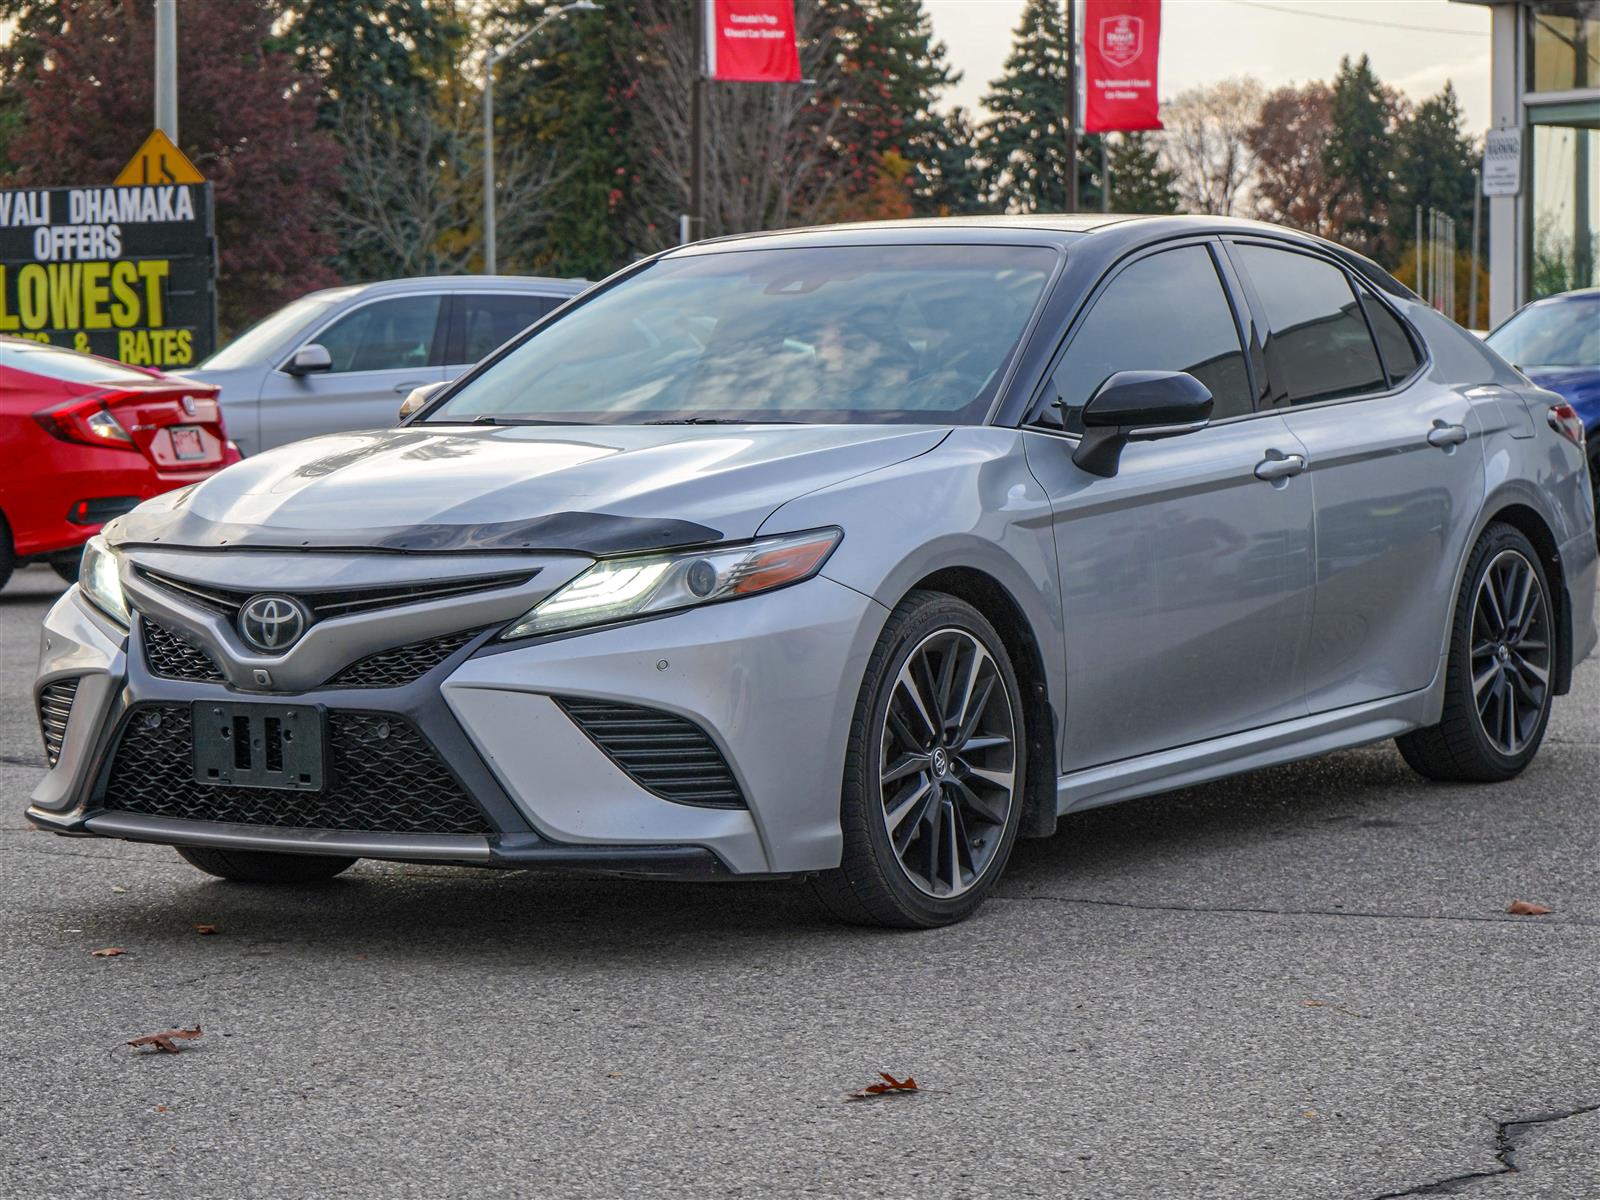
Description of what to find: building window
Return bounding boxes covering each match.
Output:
[1526,3,1598,94]
[1529,123,1599,297]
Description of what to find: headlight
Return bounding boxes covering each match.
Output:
[501,528,842,640]
[79,536,130,627]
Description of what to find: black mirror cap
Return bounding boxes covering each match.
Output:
[1080,370,1214,430]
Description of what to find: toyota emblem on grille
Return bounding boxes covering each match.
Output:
[238,595,309,653]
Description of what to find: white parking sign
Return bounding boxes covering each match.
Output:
[1483,128,1522,196]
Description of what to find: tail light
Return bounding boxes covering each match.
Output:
[1548,403,1586,446]
[33,396,137,449]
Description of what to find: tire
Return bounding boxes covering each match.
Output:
[175,845,357,883]
[811,590,1027,928]
[49,551,80,585]
[1589,451,1599,552]
[0,512,13,593]
[1397,522,1555,782]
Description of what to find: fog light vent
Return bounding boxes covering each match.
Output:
[554,696,746,809]
[38,678,80,767]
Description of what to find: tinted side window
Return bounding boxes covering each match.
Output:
[1050,245,1251,431]
[1234,245,1385,405]
[1353,279,1421,383]
[453,293,562,364]
[313,295,442,374]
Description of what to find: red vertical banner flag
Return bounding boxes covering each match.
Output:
[1082,0,1163,133]
[704,0,802,83]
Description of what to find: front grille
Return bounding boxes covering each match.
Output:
[326,630,481,688]
[555,696,746,809]
[136,567,535,623]
[143,619,226,682]
[101,704,491,835]
[37,679,80,767]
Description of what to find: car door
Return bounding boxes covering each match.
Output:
[257,293,448,451]
[1223,239,1486,713]
[443,291,566,378]
[1022,241,1316,770]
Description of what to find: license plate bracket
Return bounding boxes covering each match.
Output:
[171,426,205,460]
[192,702,325,790]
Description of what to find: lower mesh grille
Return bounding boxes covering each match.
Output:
[326,630,480,688]
[555,696,746,809]
[38,679,80,767]
[101,704,491,835]
[143,620,226,683]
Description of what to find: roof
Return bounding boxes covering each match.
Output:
[669,213,1360,255]
[301,274,589,301]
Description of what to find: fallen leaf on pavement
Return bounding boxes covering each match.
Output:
[193,924,217,935]
[127,1026,203,1055]
[91,947,126,957]
[1508,899,1553,916]
[845,1072,920,1102]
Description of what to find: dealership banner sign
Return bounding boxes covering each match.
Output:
[0,183,216,368]
[704,0,801,83]
[1083,0,1163,133]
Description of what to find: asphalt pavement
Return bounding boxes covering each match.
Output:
[1,563,1597,1199]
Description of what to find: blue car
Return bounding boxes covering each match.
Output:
[1486,288,1600,539]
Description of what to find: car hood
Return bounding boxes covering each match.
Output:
[1520,366,1600,429]
[104,424,951,555]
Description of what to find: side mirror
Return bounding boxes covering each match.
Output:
[1071,370,1213,478]
[398,381,447,421]
[284,343,332,376]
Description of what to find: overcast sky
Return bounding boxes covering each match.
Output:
[926,0,1492,130]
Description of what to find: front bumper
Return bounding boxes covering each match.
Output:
[28,575,885,877]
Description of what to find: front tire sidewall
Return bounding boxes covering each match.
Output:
[844,596,1026,927]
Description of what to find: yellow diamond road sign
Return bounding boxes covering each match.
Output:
[114,129,204,186]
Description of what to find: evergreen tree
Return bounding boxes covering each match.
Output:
[915,106,988,216]
[977,0,1101,213]
[492,0,634,278]
[1323,54,1399,258]
[1107,131,1178,214]
[1395,82,1477,248]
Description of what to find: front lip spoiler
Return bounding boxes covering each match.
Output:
[30,809,735,878]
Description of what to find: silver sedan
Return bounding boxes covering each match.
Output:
[29,216,1598,927]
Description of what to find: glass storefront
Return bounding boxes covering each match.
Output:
[1529,122,1597,296]
[1524,2,1599,298]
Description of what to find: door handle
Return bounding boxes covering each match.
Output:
[1254,451,1306,482]
[1427,422,1469,448]
[392,381,427,394]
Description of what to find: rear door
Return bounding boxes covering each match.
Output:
[1022,240,1317,769]
[443,291,567,375]
[257,293,448,451]
[1223,239,1486,713]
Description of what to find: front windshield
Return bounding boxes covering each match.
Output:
[198,293,342,370]
[424,244,1058,425]
[1486,297,1600,369]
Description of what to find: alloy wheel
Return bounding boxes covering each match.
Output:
[1470,548,1552,757]
[878,628,1017,898]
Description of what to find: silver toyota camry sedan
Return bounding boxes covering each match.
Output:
[29,216,1599,928]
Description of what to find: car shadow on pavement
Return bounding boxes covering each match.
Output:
[27,743,1441,965]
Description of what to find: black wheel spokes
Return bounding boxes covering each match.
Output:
[881,630,1016,899]
[1471,550,1551,756]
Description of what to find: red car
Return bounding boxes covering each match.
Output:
[0,338,239,590]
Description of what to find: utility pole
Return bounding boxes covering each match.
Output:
[1469,168,1481,327]
[1064,0,1078,213]
[154,0,177,143]
[689,0,707,242]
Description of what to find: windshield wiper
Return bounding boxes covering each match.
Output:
[644,417,798,425]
